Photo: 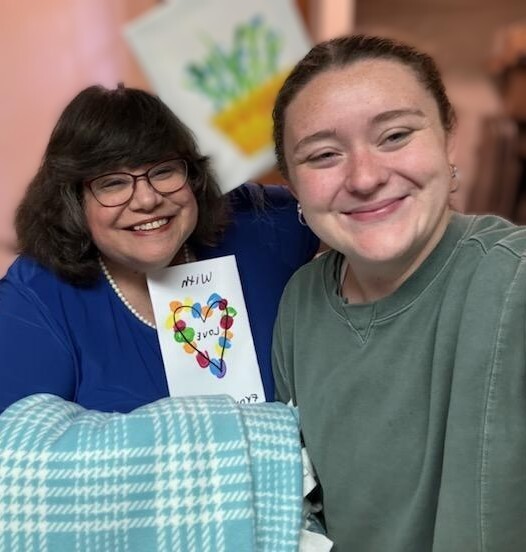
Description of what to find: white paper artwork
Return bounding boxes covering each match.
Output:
[147,256,264,404]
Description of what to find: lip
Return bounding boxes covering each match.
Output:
[343,196,408,222]
[126,216,174,232]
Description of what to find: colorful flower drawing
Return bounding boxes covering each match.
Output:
[167,293,237,379]
[185,15,290,155]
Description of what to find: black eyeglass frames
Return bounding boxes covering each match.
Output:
[86,158,188,207]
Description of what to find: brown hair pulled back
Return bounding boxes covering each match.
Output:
[273,34,456,178]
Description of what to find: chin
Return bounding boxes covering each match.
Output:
[339,235,413,265]
[132,255,174,273]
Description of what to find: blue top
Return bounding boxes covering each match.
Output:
[0,183,318,413]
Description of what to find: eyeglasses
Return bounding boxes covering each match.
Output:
[86,158,188,207]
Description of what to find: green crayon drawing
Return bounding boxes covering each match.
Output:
[184,15,291,155]
[185,15,283,110]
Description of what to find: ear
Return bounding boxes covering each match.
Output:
[286,181,299,200]
[282,168,298,199]
[445,129,457,163]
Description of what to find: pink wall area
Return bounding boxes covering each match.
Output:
[0,0,156,276]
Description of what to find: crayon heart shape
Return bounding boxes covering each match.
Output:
[172,296,235,379]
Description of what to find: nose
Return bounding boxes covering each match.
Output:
[128,175,163,210]
[344,149,388,195]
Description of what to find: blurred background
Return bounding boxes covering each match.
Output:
[1,0,526,276]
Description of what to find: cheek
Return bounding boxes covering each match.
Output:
[292,169,342,209]
[182,190,199,222]
[83,199,100,236]
[394,143,450,195]
[83,198,116,244]
[422,158,451,198]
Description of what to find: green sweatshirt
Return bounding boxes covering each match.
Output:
[273,213,526,552]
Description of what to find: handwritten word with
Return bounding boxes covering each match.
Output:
[181,272,212,288]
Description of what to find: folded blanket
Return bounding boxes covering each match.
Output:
[0,394,303,552]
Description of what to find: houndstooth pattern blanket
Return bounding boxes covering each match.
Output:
[0,394,303,552]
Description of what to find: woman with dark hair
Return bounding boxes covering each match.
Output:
[0,84,318,413]
[272,35,526,551]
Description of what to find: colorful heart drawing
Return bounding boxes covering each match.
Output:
[168,293,237,379]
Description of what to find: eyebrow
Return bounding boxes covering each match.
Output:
[372,108,425,124]
[292,129,338,155]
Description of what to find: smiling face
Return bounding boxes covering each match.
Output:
[284,59,454,288]
[84,163,198,274]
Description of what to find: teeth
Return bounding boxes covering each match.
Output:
[133,218,168,231]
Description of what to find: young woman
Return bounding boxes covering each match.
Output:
[272,34,526,551]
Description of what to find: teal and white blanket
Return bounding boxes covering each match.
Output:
[0,394,304,552]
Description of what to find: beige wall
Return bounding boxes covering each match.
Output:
[355,0,526,213]
[0,0,155,276]
[309,0,355,42]
[356,0,526,78]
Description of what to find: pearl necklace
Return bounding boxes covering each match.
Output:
[99,244,191,330]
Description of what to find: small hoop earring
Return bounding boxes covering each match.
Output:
[297,203,307,226]
[450,164,459,193]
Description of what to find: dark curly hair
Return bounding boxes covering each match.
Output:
[15,85,229,284]
[273,34,457,178]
